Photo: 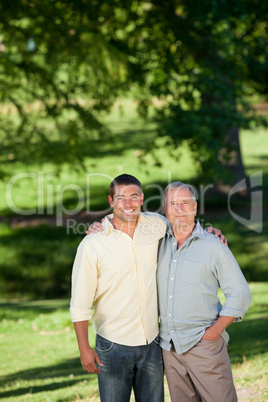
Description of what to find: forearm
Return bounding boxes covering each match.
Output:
[210,316,235,335]
[203,316,235,341]
[73,320,102,373]
[73,320,91,351]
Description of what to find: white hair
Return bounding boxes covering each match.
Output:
[162,181,197,209]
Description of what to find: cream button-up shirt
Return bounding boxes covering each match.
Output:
[70,212,167,346]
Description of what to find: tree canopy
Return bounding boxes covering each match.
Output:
[0,0,267,182]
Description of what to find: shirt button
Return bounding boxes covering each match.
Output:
[169,314,171,316]
[169,295,172,298]
[174,259,177,262]
[171,330,174,333]
[173,243,176,246]
[171,277,174,280]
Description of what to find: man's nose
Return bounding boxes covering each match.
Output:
[123,198,132,206]
[175,203,184,212]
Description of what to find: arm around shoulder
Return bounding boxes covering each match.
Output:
[143,211,169,237]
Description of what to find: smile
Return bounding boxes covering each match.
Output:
[122,209,135,213]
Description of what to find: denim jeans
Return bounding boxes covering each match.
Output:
[95,334,164,402]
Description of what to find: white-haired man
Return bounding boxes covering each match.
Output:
[157,181,252,402]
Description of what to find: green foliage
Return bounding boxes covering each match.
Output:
[0,0,267,180]
[0,0,124,177]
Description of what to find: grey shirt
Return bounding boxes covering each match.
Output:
[157,221,252,354]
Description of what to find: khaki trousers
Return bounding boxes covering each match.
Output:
[163,337,237,402]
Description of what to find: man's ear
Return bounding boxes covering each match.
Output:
[140,193,144,205]
[108,195,113,207]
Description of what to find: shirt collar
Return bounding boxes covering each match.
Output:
[167,220,206,240]
[102,216,114,235]
[102,212,148,235]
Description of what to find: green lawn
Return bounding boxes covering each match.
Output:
[0,283,267,401]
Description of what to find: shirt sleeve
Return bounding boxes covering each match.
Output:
[156,213,170,236]
[143,212,169,238]
[70,236,98,322]
[214,242,252,321]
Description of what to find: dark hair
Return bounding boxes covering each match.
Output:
[109,174,142,198]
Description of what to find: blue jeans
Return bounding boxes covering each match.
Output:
[95,334,164,402]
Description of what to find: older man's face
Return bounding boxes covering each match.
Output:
[164,187,197,229]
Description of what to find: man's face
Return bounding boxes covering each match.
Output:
[108,184,144,223]
[164,187,197,229]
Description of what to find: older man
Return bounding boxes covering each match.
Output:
[157,181,252,402]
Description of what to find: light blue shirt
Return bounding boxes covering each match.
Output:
[157,221,252,354]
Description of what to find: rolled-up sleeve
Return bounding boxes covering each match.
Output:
[70,237,98,322]
[215,243,252,321]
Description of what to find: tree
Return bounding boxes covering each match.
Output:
[0,0,267,184]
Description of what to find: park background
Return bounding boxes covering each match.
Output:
[0,1,267,401]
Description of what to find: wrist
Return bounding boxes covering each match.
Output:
[207,325,221,337]
[78,343,91,353]
[207,316,235,337]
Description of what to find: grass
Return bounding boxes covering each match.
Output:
[0,222,80,299]
[0,299,99,401]
[0,283,267,401]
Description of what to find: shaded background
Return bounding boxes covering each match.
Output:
[0,0,267,299]
[0,2,267,400]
